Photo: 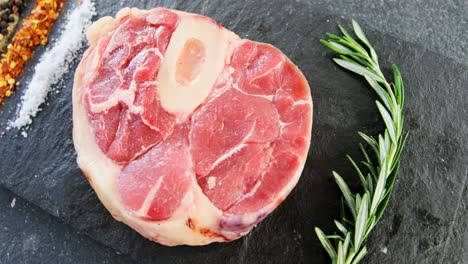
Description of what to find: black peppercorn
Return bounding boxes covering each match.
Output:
[13,0,23,8]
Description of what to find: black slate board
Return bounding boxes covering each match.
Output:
[0,186,134,263]
[0,0,467,263]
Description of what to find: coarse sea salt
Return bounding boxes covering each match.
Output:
[8,0,96,131]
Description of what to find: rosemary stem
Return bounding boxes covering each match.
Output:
[315,20,407,264]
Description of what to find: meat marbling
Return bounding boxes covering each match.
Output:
[73,7,312,246]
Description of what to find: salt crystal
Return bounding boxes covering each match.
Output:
[21,131,27,138]
[10,198,15,208]
[380,246,388,254]
[8,0,96,129]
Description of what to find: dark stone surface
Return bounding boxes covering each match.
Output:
[0,0,466,263]
[301,0,468,65]
[0,186,133,263]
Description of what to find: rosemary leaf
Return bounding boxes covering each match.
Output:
[364,74,391,110]
[343,233,351,259]
[347,155,368,192]
[351,19,371,49]
[337,242,345,264]
[351,247,368,264]
[335,220,348,235]
[376,101,397,144]
[315,227,337,259]
[354,193,369,249]
[333,58,384,82]
[333,171,357,220]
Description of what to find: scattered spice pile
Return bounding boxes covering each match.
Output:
[9,0,95,130]
[0,0,24,52]
[0,0,66,104]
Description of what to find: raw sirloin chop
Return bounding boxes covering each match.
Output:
[73,7,312,246]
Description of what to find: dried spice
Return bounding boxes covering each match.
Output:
[0,0,66,104]
[0,1,25,52]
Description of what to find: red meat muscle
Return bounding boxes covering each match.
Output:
[73,7,312,246]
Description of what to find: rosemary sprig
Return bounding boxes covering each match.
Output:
[314,20,408,264]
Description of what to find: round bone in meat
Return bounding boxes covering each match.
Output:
[73,7,312,246]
